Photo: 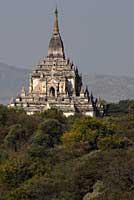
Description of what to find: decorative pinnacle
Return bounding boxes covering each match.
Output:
[55,7,58,15]
[53,7,59,34]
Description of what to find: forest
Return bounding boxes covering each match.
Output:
[0,100,134,200]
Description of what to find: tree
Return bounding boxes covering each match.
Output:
[0,105,8,126]
[40,108,67,124]
[4,124,26,151]
[33,119,65,148]
[97,135,133,150]
[0,159,33,188]
[62,117,115,151]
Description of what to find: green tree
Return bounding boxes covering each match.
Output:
[0,105,8,126]
[4,124,26,151]
[40,108,67,124]
[62,117,115,151]
[33,119,65,148]
[0,159,33,188]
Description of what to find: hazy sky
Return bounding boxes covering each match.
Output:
[0,0,134,76]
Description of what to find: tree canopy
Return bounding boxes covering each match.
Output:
[0,104,134,200]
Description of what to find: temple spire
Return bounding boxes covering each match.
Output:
[53,7,59,34]
[48,7,65,59]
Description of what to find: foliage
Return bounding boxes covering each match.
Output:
[0,159,33,188]
[4,124,26,151]
[0,149,8,164]
[62,117,115,151]
[40,108,67,124]
[0,105,134,200]
[108,100,134,115]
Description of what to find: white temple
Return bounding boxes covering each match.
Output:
[9,8,102,117]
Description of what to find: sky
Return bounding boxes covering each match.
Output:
[0,0,134,77]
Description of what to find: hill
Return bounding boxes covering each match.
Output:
[0,63,29,104]
[84,74,134,102]
[0,62,134,103]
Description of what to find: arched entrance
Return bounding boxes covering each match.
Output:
[49,87,55,97]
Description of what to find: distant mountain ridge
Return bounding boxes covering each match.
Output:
[0,62,134,104]
[84,74,134,102]
[0,62,30,104]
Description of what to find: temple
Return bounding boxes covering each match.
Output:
[9,8,103,117]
